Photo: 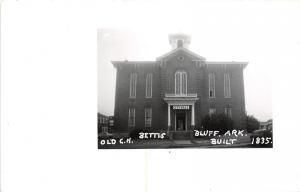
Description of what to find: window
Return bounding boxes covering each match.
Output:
[209,73,215,98]
[128,108,135,126]
[109,119,114,127]
[224,73,231,98]
[146,73,153,98]
[209,108,216,116]
[175,72,181,94]
[145,108,152,127]
[102,127,108,133]
[175,70,187,95]
[178,56,184,61]
[182,72,187,94]
[129,73,137,98]
[224,107,232,118]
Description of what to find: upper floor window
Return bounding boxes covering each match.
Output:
[145,108,152,127]
[128,108,135,126]
[175,70,187,95]
[224,73,231,98]
[224,107,232,118]
[208,73,215,98]
[129,73,137,98]
[146,73,153,98]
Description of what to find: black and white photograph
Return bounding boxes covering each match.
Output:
[98,29,273,149]
[2,0,300,192]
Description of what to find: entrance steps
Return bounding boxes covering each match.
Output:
[171,131,191,140]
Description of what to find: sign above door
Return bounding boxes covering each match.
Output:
[173,105,190,110]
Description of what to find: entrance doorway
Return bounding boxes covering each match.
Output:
[175,112,186,131]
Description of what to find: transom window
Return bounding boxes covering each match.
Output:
[175,70,187,95]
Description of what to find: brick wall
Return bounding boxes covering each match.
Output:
[113,63,162,132]
[112,53,246,132]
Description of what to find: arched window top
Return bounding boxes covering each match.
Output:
[175,70,187,95]
[175,70,187,74]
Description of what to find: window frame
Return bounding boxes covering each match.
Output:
[209,108,217,116]
[174,70,187,95]
[129,73,137,98]
[208,73,216,98]
[224,73,231,98]
[224,107,232,118]
[128,108,136,126]
[102,127,108,133]
[144,108,152,127]
[145,73,153,98]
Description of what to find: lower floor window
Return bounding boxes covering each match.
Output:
[209,108,216,116]
[102,127,108,133]
[224,107,232,118]
[145,108,152,127]
[128,108,135,126]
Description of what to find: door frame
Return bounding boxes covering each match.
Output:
[175,111,187,131]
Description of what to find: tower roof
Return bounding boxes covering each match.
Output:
[169,33,191,50]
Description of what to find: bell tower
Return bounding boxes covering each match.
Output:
[169,33,191,50]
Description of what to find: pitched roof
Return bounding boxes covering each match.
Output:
[156,47,206,61]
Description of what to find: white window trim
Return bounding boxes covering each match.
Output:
[146,73,153,98]
[208,73,215,98]
[129,73,137,98]
[174,70,187,95]
[209,108,217,116]
[128,108,135,126]
[224,73,231,98]
[145,108,152,127]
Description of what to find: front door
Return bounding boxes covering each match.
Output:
[176,112,186,131]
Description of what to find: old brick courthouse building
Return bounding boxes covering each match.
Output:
[112,33,247,136]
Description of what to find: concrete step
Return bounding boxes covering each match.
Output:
[172,131,191,140]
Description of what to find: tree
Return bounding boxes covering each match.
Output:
[201,113,234,134]
[246,115,260,133]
